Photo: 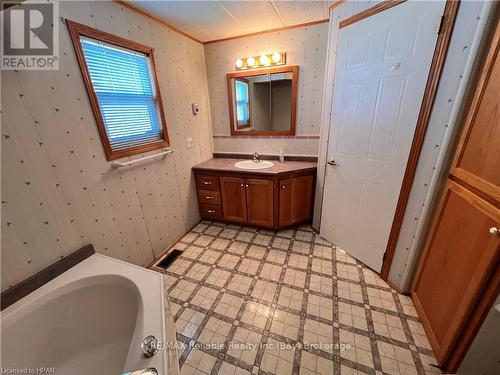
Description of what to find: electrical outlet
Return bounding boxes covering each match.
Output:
[185,137,193,149]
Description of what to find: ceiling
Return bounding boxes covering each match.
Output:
[126,1,334,43]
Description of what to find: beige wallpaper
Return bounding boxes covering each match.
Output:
[1,1,213,291]
[205,23,328,156]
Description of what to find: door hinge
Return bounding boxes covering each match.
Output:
[437,15,445,35]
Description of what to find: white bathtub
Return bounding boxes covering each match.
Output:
[1,253,179,375]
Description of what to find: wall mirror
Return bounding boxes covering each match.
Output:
[227,65,298,136]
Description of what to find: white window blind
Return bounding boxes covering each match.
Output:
[80,36,164,151]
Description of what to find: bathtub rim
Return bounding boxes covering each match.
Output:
[0,253,177,375]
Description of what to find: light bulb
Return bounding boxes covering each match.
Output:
[247,56,255,67]
[260,55,269,65]
[235,58,243,68]
[272,52,281,63]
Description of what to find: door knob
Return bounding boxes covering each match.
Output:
[489,227,498,235]
[327,159,337,166]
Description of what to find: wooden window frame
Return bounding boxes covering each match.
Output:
[234,78,251,129]
[66,20,170,161]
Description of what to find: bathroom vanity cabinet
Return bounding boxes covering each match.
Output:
[192,159,316,229]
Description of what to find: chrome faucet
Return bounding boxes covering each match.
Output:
[142,335,159,358]
[253,152,261,163]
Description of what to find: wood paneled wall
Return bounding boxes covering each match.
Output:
[1,1,213,291]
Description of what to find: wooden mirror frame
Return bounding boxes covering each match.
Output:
[227,65,298,136]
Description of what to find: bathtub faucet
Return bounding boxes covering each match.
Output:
[122,368,158,375]
[142,335,159,358]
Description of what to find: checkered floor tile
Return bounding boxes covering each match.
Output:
[154,221,439,375]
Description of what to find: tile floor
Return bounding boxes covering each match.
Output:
[153,221,440,375]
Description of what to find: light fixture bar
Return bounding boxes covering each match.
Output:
[235,52,286,71]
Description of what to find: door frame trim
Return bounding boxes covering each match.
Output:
[411,17,500,371]
[379,0,460,280]
[339,0,406,29]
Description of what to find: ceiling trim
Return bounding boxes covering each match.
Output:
[113,0,204,44]
[329,0,346,11]
[113,0,341,45]
[203,18,329,45]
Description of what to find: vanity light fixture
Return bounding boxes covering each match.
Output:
[247,56,256,67]
[234,52,286,71]
[259,54,269,65]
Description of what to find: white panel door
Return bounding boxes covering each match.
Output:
[320,1,445,271]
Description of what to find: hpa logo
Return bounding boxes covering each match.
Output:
[1,0,59,70]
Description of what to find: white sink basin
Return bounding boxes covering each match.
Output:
[234,160,274,170]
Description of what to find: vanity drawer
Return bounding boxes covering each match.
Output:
[199,203,223,219]
[196,174,219,190]
[198,189,221,205]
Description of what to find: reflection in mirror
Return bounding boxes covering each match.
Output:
[235,79,250,129]
[228,66,297,135]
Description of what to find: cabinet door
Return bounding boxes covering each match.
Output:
[220,176,247,223]
[279,175,313,227]
[451,33,500,203]
[246,178,274,227]
[412,180,499,363]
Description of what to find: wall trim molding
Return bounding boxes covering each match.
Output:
[203,19,329,45]
[213,152,318,162]
[213,134,320,139]
[339,0,406,29]
[113,0,204,44]
[1,244,95,311]
[113,0,330,46]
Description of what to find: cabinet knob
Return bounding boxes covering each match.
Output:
[490,227,498,235]
[202,181,212,185]
[240,183,244,187]
[246,184,249,188]
[282,185,285,189]
[205,196,213,199]
[207,209,215,213]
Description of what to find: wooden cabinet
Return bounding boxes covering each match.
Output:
[279,175,314,227]
[196,174,219,190]
[413,25,500,371]
[413,181,499,364]
[220,176,247,223]
[194,168,315,229]
[220,177,274,226]
[246,179,274,227]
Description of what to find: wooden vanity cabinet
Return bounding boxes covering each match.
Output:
[279,175,314,227]
[194,170,315,229]
[246,178,275,227]
[220,176,247,223]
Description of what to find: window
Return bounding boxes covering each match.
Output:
[234,79,250,128]
[67,20,169,160]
